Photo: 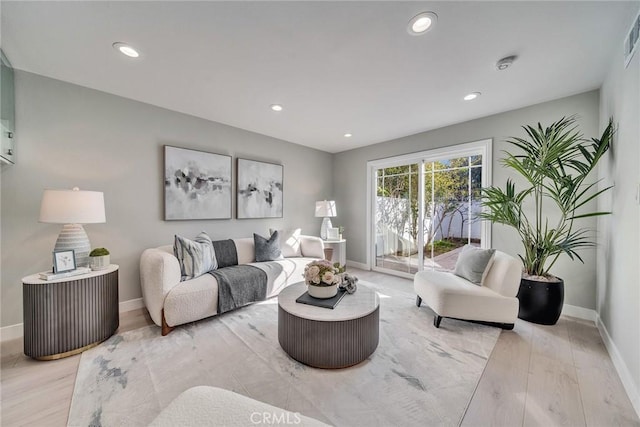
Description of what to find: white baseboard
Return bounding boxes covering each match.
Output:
[562,304,597,322]
[346,259,369,270]
[0,298,146,343]
[119,297,144,312]
[597,315,640,418]
[0,323,23,342]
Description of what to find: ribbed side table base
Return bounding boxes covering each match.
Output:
[34,340,103,361]
[278,306,379,369]
[23,268,119,360]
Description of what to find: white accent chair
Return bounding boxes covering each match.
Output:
[414,250,522,329]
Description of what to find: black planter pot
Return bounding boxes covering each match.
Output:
[516,277,564,325]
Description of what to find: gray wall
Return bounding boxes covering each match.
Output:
[0,71,333,327]
[597,7,640,406]
[334,90,601,309]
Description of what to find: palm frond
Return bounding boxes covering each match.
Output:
[480,116,615,277]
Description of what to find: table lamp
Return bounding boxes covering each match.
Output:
[315,200,336,240]
[39,187,106,268]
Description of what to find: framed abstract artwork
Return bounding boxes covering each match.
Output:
[237,158,283,219]
[164,146,232,220]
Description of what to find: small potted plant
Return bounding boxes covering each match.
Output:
[338,226,345,240]
[303,259,341,299]
[89,247,110,271]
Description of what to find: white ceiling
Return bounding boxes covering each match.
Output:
[1,1,637,153]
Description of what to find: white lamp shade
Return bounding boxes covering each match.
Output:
[315,200,337,217]
[39,188,106,224]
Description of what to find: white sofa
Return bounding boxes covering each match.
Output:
[413,250,521,329]
[140,235,324,335]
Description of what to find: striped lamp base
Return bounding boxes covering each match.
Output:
[54,224,91,268]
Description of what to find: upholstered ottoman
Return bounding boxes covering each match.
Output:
[150,386,329,426]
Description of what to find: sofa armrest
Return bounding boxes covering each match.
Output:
[140,247,182,326]
[299,235,324,259]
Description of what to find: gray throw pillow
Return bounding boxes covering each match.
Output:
[254,231,282,262]
[453,245,496,285]
[174,231,218,281]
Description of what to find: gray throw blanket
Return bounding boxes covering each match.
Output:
[212,239,238,268]
[209,265,268,313]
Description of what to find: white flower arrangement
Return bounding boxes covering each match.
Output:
[303,259,341,287]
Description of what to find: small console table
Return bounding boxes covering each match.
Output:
[22,264,119,360]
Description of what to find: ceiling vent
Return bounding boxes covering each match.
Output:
[625,11,640,68]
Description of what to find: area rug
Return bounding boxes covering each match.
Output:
[69,280,500,426]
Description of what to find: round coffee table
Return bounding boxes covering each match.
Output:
[278,282,379,369]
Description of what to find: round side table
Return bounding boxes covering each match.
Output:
[278,282,379,369]
[22,264,119,360]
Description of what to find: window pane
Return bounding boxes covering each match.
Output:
[433,157,469,170]
[423,156,482,271]
[375,164,419,274]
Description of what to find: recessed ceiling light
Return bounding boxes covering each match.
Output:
[464,92,481,101]
[408,12,438,35]
[344,133,352,138]
[270,104,283,112]
[112,42,139,58]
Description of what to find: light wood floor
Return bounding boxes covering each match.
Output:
[2,269,638,426]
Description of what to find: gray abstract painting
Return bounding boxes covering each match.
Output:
[164,146,232,220]
[237,159,283,218]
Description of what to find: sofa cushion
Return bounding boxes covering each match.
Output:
[254,232,283,262]
[234,238,256,265]
[174,232,217,280]
[251,257,310,298]
[269,228,302,257]
[453,245,496,285]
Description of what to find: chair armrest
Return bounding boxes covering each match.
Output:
[140,247,182,326]
[299,235,325,259]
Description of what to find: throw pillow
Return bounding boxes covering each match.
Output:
[174,231,218,281]
[254,231,283,262]
[453,245,496,285]
[269,228,302,258]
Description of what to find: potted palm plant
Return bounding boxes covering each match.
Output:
[480,116,614,325]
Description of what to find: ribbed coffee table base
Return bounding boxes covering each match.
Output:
[278,305,379,369]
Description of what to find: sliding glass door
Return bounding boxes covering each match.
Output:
[375,164,420,274]
[369,140,491,278]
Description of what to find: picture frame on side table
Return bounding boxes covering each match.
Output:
[237,158,283,219]
[53,249,76,273]
[164,145,232,220]
[326,227,340,241]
